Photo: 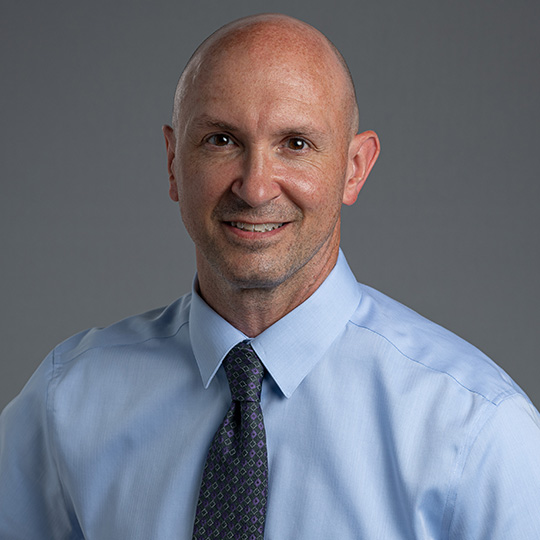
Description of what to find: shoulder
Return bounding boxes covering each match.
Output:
[348,283,527,406]
[1,292,195,451]
[3,293,194,419]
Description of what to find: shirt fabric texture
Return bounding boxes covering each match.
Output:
[1,250,540,539]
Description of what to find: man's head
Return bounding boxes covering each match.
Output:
[164,14,379,308]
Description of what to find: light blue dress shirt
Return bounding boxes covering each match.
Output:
[1,251,540,539]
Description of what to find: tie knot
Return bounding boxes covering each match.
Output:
[223,341,265,402]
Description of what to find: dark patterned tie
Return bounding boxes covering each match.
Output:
[192,340,268,539]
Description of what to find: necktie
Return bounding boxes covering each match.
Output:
[192,340,268,539]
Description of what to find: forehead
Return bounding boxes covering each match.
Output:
[201,56,330,110]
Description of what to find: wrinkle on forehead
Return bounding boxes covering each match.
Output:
[172,14,359,138]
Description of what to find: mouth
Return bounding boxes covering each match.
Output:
[229,222,284,233]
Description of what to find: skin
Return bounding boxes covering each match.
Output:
[163,14,380,337]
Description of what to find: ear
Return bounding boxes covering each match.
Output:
[342,130,380,206]
[162,125,179,202]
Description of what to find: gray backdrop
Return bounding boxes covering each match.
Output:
[2,0,539,411]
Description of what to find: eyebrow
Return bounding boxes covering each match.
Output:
[191,116,238,132]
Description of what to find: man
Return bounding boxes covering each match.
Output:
[1,13,539,539]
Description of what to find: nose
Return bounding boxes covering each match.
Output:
[231,146,281,207]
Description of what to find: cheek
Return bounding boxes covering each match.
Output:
[280,161,346,213]
[177,161,227,211]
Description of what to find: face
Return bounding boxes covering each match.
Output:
[165,35,378,298]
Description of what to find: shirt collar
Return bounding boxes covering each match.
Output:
[189,249,361,398]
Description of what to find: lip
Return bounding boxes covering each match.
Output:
[223,221,289,239]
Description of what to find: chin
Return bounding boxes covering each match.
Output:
[217,257,295,291]
[225,268,289,290]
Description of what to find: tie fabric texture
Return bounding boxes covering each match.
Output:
[192,340,268,540]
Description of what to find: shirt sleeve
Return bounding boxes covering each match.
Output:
[448,393,540,540]
[0,352,76,539]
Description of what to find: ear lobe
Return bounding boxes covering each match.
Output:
[342,130,380,206]
[163,125,179,202]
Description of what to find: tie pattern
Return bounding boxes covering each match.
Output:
[192,341,268,539]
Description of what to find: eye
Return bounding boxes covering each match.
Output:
[285,138,309,151]
[206,134,233,147]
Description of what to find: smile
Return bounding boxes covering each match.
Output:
[229,222,284,232]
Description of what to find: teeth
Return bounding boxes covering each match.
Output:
[231,222,284,232]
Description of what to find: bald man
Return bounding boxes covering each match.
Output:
[1,14,539,540]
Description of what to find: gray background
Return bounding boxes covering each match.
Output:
[1,0,539,411]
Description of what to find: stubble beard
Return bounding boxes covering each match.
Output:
[196,215,342,296]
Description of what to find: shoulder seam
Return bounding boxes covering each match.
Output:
[58,319,190,366]
[347,320,514,405]
[46,349,75,530]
